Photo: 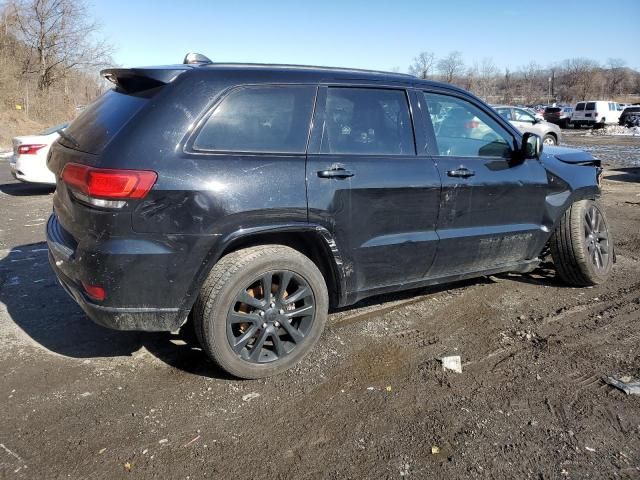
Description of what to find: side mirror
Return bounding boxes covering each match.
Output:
[520,132,543,160]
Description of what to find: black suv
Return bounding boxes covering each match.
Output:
[619,106,640,127]
[46,55,613,378]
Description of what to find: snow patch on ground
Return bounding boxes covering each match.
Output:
[585,125,640,137]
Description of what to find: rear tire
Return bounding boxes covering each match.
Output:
[193,245,328,379]
[549,200,613,286]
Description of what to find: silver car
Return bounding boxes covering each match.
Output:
[494,106,562,145]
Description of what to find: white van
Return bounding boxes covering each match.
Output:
[571,101,621,128]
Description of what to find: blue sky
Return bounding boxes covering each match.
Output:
[92,0,640,72]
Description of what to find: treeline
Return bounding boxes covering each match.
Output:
[0,0,111,126]
[407,51,640,105]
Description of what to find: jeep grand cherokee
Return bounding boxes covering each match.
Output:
[46,54,613,378]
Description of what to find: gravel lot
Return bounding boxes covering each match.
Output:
[0,134,639,479]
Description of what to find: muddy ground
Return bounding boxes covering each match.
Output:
[0,131,639,479]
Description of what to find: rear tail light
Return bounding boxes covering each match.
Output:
[62,163,157,208]
[82,282,106,301]
[18,144,47,155]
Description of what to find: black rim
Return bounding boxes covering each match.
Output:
[226,271,315,364]
[584,204,610,272]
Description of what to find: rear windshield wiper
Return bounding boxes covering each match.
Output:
[57,129,80,149]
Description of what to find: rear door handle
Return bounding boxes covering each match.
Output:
[447,167,475,178]
[317,167,354,179]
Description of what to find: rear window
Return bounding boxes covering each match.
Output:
[544,107,561,113]
[576,103,585,111]
[60,90,149,154]
[193,85,316,154]
[586,102,596,110]
[623,107,640,113]
[563,107,573,112]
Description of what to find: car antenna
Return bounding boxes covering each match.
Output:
[183,53,212,65]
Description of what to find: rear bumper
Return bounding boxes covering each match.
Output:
[46,213,187,331]
[11,155,56,184]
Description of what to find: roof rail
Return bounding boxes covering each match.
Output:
[183,53,212,65]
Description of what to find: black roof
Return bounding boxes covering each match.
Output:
[201,62,415,80]
[103,62,471,96]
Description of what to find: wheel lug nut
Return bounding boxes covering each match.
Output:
[279,309,284,315]
[270,302,276,308]
[259,311,265,317]
[274,321,280,327]
[262,322,267,328]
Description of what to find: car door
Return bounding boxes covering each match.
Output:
[419,91,549,276]
[306,85,441,294]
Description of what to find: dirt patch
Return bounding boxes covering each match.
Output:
[0,139,639,479]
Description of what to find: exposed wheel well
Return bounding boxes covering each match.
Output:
[218,231,342,308]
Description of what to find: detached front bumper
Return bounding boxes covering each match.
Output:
[46,213,186,331]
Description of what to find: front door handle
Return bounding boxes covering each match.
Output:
[317,167,354,179]
[447,167,475,178]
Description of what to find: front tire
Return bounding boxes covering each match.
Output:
[193,245,329,379]
[543,134,557,145]
[549,200,613,286]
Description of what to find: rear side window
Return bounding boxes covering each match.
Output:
[586,102,596,110]
[545,107,561,113]
[576,103,585,111]
[61,90,149,154]
[320,88,415,155]
[193,85,316,154]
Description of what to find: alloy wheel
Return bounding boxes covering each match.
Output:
[584,204,610,272]
[226,271,315,364]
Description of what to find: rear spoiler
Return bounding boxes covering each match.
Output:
[101,66,192,93]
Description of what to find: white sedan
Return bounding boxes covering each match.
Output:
[9,122,68,185]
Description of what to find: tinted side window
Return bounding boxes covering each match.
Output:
[424,93,512,158]
[194,85,316,153]
[576,103,585,111]
[586,102,596,110]
[320,88,414,155]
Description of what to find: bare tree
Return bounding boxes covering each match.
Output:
[475,57,498,100]
[519,61,542,104]
[408,51,435,79]
[605,58,629,97]
[437,51,465,83]
[9,0,112,91]
[500,68,515,104]
[558,58,600,101]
